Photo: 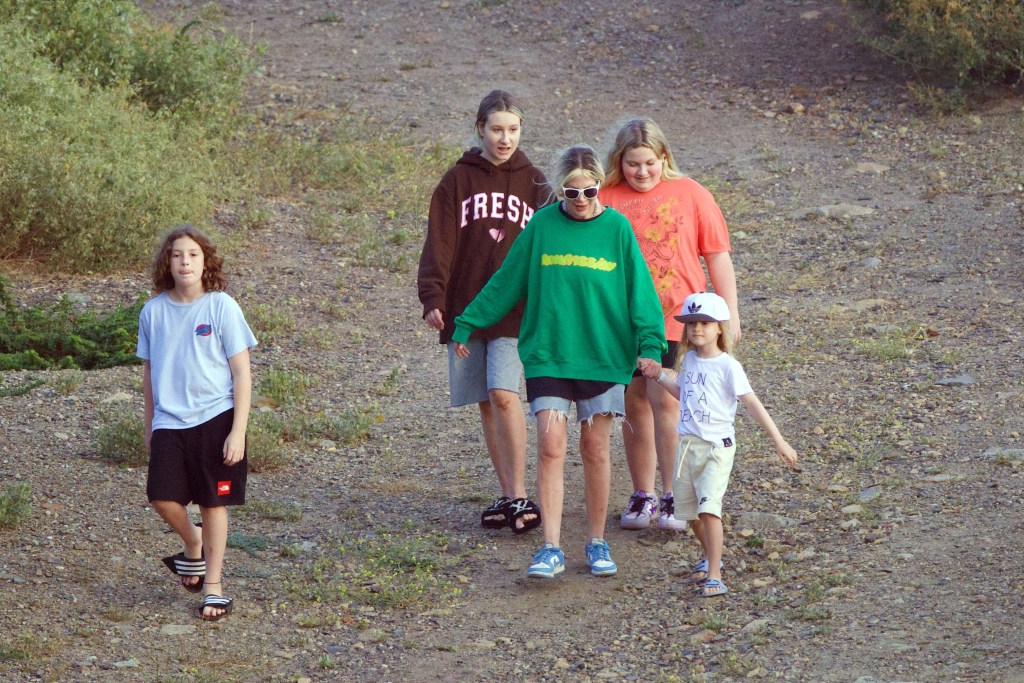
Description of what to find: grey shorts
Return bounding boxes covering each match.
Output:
[673,434,735,520]
[447,336,523,407]
[529,383,625,423]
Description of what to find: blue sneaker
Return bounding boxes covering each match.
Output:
[527,543,565,579]
[585,538,617,576]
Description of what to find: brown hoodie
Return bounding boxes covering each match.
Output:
[417,147,549,344]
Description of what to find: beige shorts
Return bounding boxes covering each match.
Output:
[672,434,736,520]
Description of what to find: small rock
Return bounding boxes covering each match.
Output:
[740,618,770,634]
[852,162,891,174]
[102,392,134,404]
[841,504,862,515]
[857,257,882,268]
[690,629,717,645]
[160,624,196,636]
[859,486,882,503]
[358,628,387,643]
[112,658,139,669]
[936,374,974,387]
[814,203,876,219]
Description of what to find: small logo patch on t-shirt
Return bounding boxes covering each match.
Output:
[217,481,232,496]
[722,437,733,447]
[195,323,213,337]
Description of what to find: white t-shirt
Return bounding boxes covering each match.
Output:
[676,350,752,447]
[137,291,257,430]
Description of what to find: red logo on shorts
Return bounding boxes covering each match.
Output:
[217,481,232,496]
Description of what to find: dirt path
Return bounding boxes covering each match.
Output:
[2,1,1024,681]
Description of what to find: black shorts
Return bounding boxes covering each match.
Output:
[147,409,247,507]
[631,341,680,379]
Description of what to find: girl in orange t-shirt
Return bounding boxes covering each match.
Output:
[600,117,740,532]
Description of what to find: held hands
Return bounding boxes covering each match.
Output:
[454,342,470,359]
[636,357,662,379]
[223,430,247,466]
[425,309,444,331]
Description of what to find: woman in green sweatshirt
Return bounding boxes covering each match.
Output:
[453,145,665,580]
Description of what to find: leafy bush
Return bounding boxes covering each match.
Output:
[0,0,254,119]
[0,483,32,529]
[0,24,218,271]
[863,0,1024,104]
[93,406,147,467]
[0,276,143,370]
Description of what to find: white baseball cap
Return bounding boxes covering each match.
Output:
[674,291,730,323]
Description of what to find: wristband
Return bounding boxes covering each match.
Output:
[658,370,669,383]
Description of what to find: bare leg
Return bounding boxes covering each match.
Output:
[699,512,725,593]
[622,376,656,494]
[199,505,229,619]
[535,410,568,548]
[151,500,203,588]
[488,389,528,500]
[580,414,613,540]
[647,379,681,497]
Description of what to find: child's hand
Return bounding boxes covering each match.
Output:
[223,430,246,466]
[776,441,798,469]
[454,342,470,358]
[636,357,661,379]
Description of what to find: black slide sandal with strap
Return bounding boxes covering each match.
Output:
[508,498,541,534]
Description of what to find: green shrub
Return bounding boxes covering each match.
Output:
[863,0,1024,103]
[0,24,218,271]
[247,412,292,473]
[0,0,254,119]
[258,367,312,405]
[0,483,32,529]
[0,276,143,370]
[94,406,147,467]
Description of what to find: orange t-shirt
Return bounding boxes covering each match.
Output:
[600,177,731,341]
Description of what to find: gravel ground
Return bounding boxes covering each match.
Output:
[2,1,1024,681]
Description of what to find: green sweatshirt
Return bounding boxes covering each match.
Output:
[453,203,666,385]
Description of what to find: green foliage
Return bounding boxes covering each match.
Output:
[94,406,147,467]
[0,375,46,395]
[0,24,218,270]
[0,0,254,119]
[287,529,462,609]
[0,276,143,370]
[863,0,1024,106]
[0,482,32,529]
[246,411,291,473]
[258,367,312,405]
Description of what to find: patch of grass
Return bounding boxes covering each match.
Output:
[745,533,765,548]
[853,326,923,361]
[0,375,45,396]
[246,412,291,473]
[0,483,32,529]
[50,370,84,396]
[236,500,302,522]
[0,630,55,663]
[280,406,382,446]
[244,301,296,346]
[227,532,270,555]
[286,529,462,610]
[94,406,148,467]
[787,604,832,622]
[258,367,312,405]
[702,615,729,631]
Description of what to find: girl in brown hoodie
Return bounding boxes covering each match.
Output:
[417,90,549,534]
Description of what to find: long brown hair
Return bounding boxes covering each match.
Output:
[151,224,227,294]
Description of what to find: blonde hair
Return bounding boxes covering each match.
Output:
[471,90,525,146]
[603,117,684,188]
[674,320,733,369]
[550,145,604,203]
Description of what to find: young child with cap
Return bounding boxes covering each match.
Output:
[638,291,798,597]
